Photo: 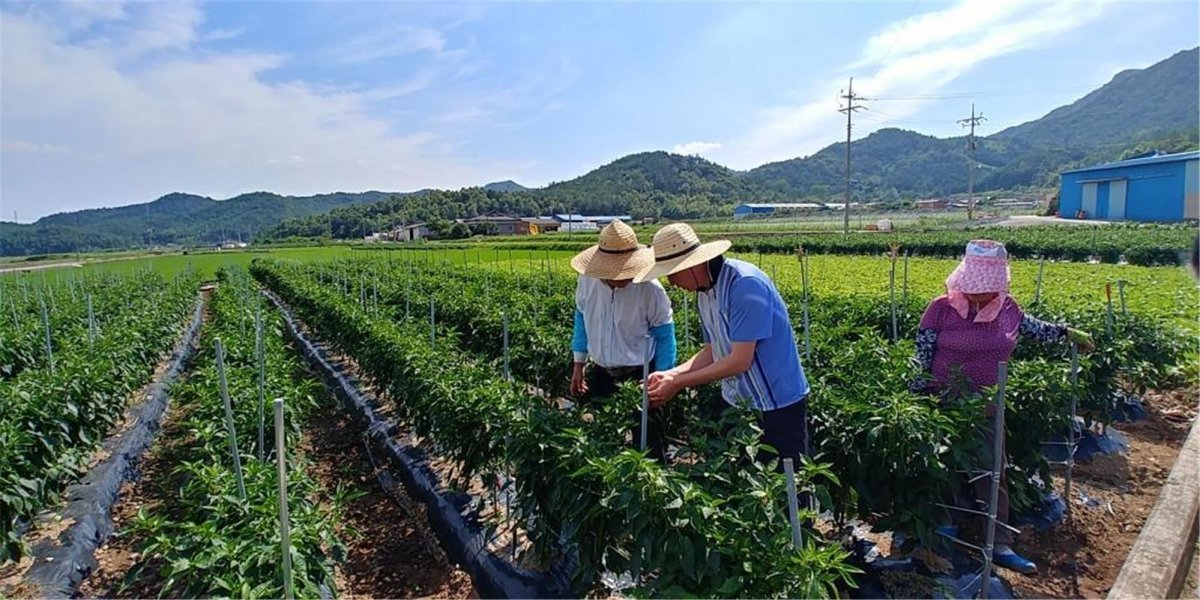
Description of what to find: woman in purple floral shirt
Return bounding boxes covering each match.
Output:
[912,240,1094,574]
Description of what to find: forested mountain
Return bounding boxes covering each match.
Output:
[483,180,529,192]
[0,191,406,255]
[3,48,1195,255]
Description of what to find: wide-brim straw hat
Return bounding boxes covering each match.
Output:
[633,223,731,283]
[946,240,1011,294]
[570,220,655,280]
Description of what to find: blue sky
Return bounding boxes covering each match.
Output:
[2,0,1197,220]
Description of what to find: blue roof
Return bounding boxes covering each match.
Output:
[1062,151,1200,175]
[552,213,586,222]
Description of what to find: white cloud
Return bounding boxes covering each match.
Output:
[325,26,453,65]
[2,139,71,155]
[0,5,518,219]
[204,27,245,43]
[119,2,205,57]
[265,155,305,166]
[673,141,722,156]
[714,0,1115,168]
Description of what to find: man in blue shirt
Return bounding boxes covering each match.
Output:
[634,223,810,466]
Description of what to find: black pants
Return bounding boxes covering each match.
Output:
[704,394,810,469]
[580,362,669,462]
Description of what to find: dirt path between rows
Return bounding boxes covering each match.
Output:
[80,310,472,598]
[1008,387,1197,599]
[299,394,475,599]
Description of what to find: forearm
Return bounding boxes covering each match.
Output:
[571,309,588,363]
[675,352,749,389]
[649,322,677,371]
[1019,314,1067,344]
[670,345,714,376]
[915,328,937,372]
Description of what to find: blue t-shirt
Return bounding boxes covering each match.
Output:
[697,258,809,411]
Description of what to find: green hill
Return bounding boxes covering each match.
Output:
[3,47,1196,255]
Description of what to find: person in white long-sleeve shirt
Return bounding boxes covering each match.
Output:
[569,220,676,460]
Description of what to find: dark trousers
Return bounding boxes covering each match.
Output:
[704,394,810,469]
[580,363,669,462]
[963,426,1013,546]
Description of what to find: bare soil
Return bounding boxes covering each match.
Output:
[1006,387,1197,599]
[77,398,197,598]
[300,396,475,599]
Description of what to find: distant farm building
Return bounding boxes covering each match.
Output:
[733,203,824,219]
[394,223,431,242]
[1059,151,1199,222]
[459,214,529,235]
[521,217,561,234]
[582,215,633,225]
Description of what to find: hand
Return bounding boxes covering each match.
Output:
[570,363,588,397]
[1067,328,1096,353]
[646,370,680,407]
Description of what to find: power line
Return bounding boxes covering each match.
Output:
[838,77,868,235]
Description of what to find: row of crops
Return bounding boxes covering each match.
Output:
[432,223,1196,265]
[249,249,1194,597]
[0,269,201,562]
[117,268,345,598]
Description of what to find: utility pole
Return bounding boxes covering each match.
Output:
[958,104,986,220]
[839,78,868,234]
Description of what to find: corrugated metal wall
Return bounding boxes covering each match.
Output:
[1059,159,1194,222]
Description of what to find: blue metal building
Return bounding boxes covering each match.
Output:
[1058,151,1199,222]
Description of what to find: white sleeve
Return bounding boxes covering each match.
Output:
[648,280,673,327]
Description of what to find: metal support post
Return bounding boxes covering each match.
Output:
[256,306,267,460]
[783,458,803,550]
[1117,280,1126,315]
[1105,283,1114,337]
[1034,258,1045,305]
[216,339,247,500]
[640,334,651,451]
[981,361,1008,600]
[274,398,294,600]
[1065,345,1079,523]
[502,308,511,381]
[40,299,54,376]
[86,293,97,348]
